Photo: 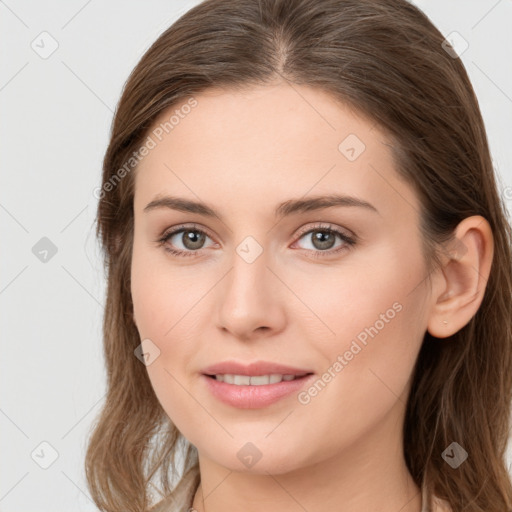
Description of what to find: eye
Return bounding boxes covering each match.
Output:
[157,224,216,258]
[292,223,356,259]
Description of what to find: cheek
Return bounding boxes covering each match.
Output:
[130,244,214,426]
[131,240,210,339]
[291,297,425,458]
[288,239,425,347]
[294,243,427,418]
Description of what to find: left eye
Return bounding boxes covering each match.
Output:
[295,228,350,251]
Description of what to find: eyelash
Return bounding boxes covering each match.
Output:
[156,222,357,260]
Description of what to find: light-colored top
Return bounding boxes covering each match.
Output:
[421,480,452,512]
[149,474,452,512]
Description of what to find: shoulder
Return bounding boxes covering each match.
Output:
[432,495,452,512]
[148,489,196,512]
[147,470,199,512]
[421,479,452,512]
[148,496,194,512]
[148,497,175,512]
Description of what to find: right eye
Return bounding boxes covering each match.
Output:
[157,224,216,257]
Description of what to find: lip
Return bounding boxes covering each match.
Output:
[201,360,313,377]
[202,374,315,409]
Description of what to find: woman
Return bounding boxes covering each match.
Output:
[85,0,512,511]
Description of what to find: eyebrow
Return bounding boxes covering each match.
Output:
[144,193,379,219]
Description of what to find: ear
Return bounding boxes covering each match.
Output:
[427,215,494,338]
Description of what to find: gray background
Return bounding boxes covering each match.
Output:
[1,1,511,510]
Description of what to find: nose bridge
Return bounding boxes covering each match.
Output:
[225,238,273,308]
[215,234,286,338]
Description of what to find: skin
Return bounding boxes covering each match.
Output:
[130,81,493,512]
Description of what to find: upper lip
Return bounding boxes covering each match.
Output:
[202,360,313,377]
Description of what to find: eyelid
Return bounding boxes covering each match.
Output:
[160,222,217,243]
[293,222,355,241]
[159,222,354,242]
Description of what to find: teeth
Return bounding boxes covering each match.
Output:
[214,374,299,385]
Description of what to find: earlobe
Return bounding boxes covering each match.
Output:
[426,215,494,339]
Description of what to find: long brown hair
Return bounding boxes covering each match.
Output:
[86,0,512,510]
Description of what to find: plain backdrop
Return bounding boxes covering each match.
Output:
[1,0,512,510]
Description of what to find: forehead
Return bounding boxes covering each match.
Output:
[142,83,382,164]
[133,83,419,221]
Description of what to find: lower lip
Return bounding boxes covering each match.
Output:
[202,374,315,409]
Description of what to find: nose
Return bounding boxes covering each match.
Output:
[215,246,287,342]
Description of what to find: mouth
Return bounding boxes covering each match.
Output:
[201,372,315,409]
[204,373,312,385]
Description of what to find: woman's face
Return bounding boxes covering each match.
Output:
[131,82,435,474]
